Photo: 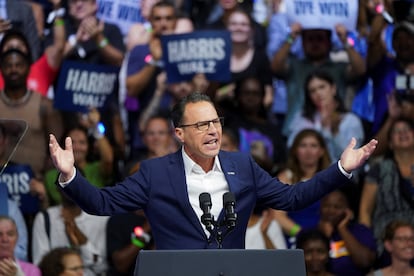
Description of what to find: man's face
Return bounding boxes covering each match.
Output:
[1,53,30,89]
[393,30,414,63]
[302,30,331,61]
[68,0,97,21]
[150,6,176,36]
[175,101,222,166]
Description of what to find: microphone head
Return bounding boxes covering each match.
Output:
[223,192,235,205]
[199,192,212,208]
[223,192,237,229]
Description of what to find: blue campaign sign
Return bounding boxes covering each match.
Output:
[54,61,119,112]
[0,163,39,215]
[160,30,232,83]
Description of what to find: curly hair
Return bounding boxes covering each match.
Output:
[38,247,82,276]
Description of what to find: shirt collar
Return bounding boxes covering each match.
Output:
[181,147,222,175]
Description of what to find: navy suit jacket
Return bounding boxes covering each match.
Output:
[63,150,350,249]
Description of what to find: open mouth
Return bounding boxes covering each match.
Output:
[205,139,218,145]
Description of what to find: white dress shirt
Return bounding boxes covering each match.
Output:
[182,149,229,236]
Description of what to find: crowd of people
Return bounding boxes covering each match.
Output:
[0,0,414,275]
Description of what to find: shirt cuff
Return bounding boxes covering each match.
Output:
[58,167,77,187]
[337,160,352,179]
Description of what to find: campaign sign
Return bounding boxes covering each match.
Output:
[0,164,39,215]
[97,0,142,36]
[54,61,119,112]
[286,0,358,31]
[160,30,231,83]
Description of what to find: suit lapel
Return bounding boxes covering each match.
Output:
[216,152,243,222]
[219,152,243,197]
[167,151,206,237]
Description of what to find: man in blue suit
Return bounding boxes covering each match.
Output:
[49,93,378,250]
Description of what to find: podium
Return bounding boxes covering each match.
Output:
[135,249,306,276]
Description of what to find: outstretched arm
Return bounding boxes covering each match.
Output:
[49,134,75,182]
[339,138,378,173]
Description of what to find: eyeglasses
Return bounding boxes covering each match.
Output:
[178,117,224,131]
[391,126,413,135]
[393,236,414,243]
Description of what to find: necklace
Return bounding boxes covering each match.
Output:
[0,90,32,107]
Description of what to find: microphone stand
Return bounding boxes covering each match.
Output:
[199,192,237,249]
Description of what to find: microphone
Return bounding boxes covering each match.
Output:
[223,192,237,229]
[199,193,214,231]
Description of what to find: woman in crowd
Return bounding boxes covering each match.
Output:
[212,8,273,110]
[246,206,286,250]
[39,247,84,276]
[359,117,414,263]
[369,220,414,276]
[0,216,40,276]
[288,70,365,162]
[273,129,331,248]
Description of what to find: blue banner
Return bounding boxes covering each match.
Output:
[0,164,39,215]
[54,61,119,112]
[160,30,231,83]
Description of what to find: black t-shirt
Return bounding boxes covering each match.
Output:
[106,212,151,276]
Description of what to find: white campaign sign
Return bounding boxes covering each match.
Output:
[286,0,358,31]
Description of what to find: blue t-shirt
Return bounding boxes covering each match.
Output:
[329,223,376,276]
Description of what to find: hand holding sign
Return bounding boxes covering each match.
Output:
[335,24,348,44]
[79,16,105,42]
[149,34,163,62]
[289,22,302,40]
